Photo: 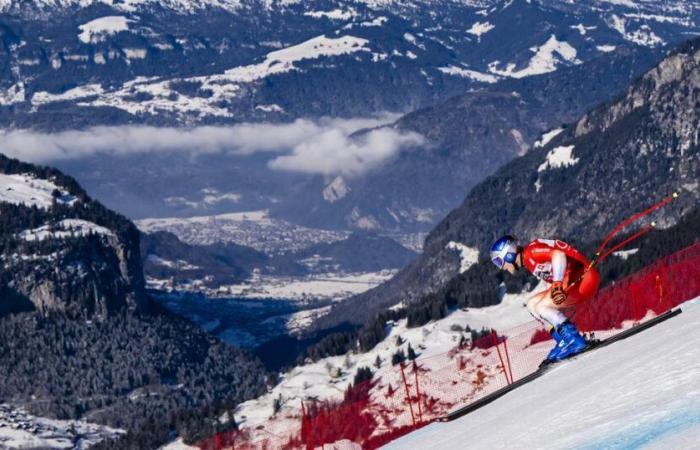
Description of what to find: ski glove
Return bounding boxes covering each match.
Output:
[551,282,568,305]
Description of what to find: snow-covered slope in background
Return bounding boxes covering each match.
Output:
[232,290,533,429]
[385,297,700,449]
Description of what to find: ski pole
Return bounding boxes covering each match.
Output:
[592,192,679,264]
[567,192,679,291]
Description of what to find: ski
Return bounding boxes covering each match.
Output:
[439,308,682,422]
[539,308,682,369]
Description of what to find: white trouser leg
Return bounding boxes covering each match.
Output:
[526,290,567,329]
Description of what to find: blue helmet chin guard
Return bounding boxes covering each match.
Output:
[490,235,518,269]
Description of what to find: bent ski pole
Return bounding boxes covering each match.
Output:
[567,192,679,291]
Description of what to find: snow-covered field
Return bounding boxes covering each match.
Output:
[0,173,76,209]
[385,297,700,449]
[19,219,113,242]
[0,404,123,449]
[488,34,582,79]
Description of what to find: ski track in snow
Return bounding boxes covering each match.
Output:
[384,298,700,449]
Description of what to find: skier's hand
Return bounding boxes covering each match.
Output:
[551,282,567,305]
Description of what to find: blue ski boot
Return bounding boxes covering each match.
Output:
[545,329,564,362]
[552,321,588,361]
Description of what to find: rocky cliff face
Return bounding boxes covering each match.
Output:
[0,155,146,318]
[315,36,700,328]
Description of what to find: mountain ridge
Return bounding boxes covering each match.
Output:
[314,35,700,329]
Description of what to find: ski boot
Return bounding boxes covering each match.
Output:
[545,328,563,362]
[552,321,588,361]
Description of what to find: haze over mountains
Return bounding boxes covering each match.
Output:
[0,2,699,448]
[317,35,700,328]
[1,0,699,235]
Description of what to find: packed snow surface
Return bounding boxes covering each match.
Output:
[0,173,76,209]
[385,298,700,449]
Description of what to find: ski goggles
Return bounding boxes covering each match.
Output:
[491,252,516,269]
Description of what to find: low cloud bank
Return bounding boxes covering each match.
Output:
[0,116,424,176]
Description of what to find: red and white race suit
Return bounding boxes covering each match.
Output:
[522,239,600,327]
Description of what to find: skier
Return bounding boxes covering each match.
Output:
[490,235,600,362]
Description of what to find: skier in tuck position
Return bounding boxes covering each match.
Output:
[490,235,600,362]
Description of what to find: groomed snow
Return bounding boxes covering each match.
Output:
[0,173,76,209]
[488,35,581,79]
[78,16,130,44]
[384,297,700,449]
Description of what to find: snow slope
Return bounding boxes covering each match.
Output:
[232,290,533,430]
[0,173,77,209]
[384,297,700,449]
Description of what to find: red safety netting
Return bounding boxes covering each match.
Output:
[197,242,700,450]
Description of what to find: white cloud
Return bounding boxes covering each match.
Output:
[0,115,423,176]
[268,127,423,176]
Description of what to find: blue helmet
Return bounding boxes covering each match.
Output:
[490,235,518,269]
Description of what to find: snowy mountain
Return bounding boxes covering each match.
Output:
[0,0,697,240]
[315,34,700,327]
[270,45,661,232]
[0,154,269,449]
[1,0,699,127]
[386,297,700,449]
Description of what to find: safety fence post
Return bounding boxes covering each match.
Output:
[491,331,511,385]
[629,282,639,324]
[399,363,416,426]
[214,433,222,450]
[301,400,314,450]
[412,361,423,424]
[502,337,514,384]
